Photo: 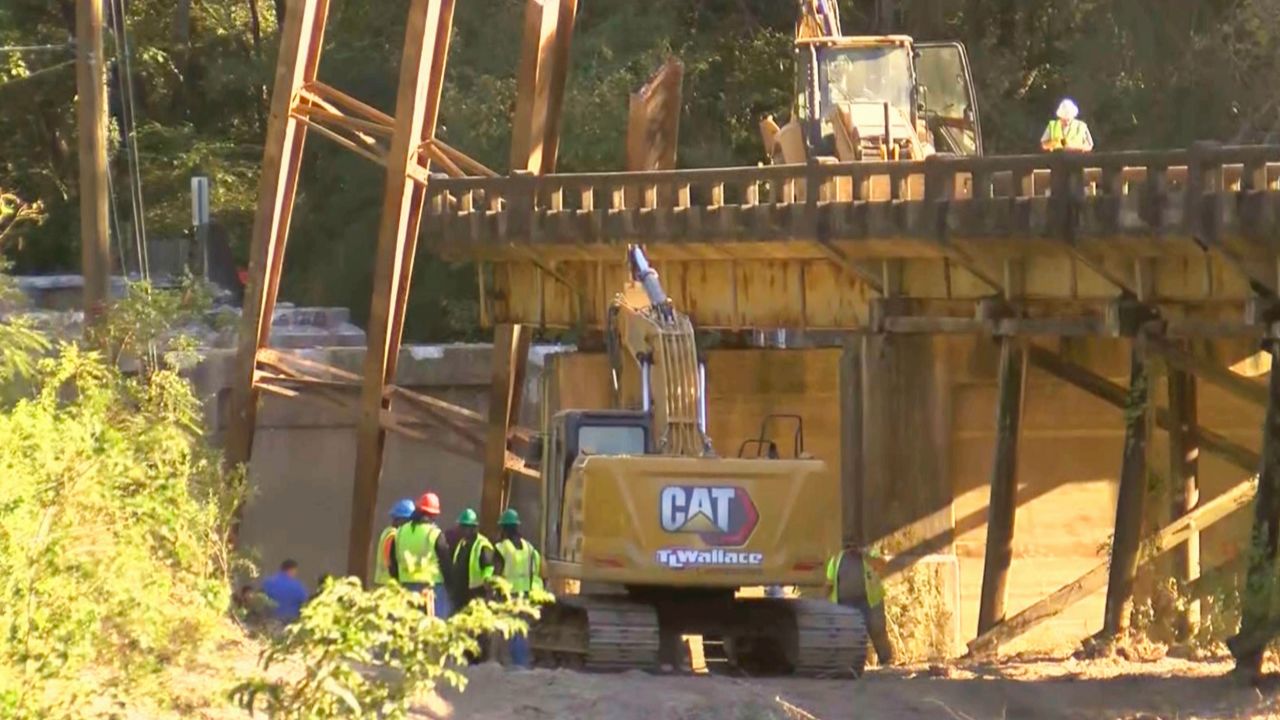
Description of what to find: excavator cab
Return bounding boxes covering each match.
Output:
[540,409,651,560]
[915,41,983,156]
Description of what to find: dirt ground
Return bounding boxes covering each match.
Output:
[420,657,1280,720]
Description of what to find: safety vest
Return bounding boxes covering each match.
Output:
[453,533,495,589]
[373,525,398,586]
[396,521,443,585]
[496,537,543,594]
[826,549,885,607]
[1046,119,1089,149]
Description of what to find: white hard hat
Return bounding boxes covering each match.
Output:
[1056,99,1079,120]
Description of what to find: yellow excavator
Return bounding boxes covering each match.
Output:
[528,245,867,676]
[762,0,983,163]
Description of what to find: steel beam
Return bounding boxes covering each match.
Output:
[510,0,577,174]
[480,324,532,535]
[226,0,330,470]
[347,0,456,581]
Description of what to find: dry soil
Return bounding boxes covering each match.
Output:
[420,657,1280,720]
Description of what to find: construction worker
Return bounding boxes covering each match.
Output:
[395,491,453,618]
[493,508,544,668]
[1040,98,1094,153]
[825,543,894,665]
[448,507,495,609]
[374,498,416,587]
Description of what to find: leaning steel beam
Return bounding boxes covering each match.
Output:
[226,0,330,471]
[480,324,532,535]
[968,475,1257,657]
[510,0,577,174]
[347,0,457,581]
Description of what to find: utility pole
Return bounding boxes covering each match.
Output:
[77,0,110,324]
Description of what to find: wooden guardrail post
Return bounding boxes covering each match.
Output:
[1048,152,1083,243]
[506,169,537,241]
[1188,140,1224,247]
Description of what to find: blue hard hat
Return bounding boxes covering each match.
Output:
[390,499,416,520]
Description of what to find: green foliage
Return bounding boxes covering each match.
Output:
[0,276,244,719]
[882,557,953,662]
[233,578,543,719]
[99,274,215,374]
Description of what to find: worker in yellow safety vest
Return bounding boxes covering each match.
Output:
[493,508,544,667]
[395,491,453,618]
[373,498,416,586]
[448,507,495,608]
[1040,98,1094,153]
[825,543,894,665]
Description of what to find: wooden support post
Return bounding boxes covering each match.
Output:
[1167,361,1201,638]
[226,0,331,469]
[977,336,1026,634]
[347,0,456,580]
[840,334,865,545]
[1103,342,1151,638]
[76,0,110,325]
[1233,344,1280,674]
[480,324,532,536]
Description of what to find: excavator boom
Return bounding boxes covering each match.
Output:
[607,245,711,457]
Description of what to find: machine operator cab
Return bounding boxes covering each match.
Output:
[775,35,983,162]
[536,409,652,560]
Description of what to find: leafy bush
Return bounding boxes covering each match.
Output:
[233,578,543,719]
[0,282,244,719]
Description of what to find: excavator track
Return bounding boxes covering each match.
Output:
[531,594,865,677]
[788,599,868,677]
[531,596,661,671]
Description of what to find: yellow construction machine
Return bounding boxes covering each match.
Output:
[762,0,983,163]
[528,245,867,676]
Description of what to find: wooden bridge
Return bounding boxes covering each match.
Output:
[424,143,1280,336]
[419,143,1280,663]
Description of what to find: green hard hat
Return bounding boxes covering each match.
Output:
[498,508,521,526]
[457,508,478,526]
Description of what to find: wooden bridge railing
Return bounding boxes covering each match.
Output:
[422,143,1280,252]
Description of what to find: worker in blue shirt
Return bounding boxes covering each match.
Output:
[261,559,309,624]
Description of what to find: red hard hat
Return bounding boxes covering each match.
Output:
[417,492,441,516]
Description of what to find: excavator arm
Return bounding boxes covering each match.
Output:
[796,0,841,39]
[605,245,713,458]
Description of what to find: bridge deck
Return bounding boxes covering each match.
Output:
[423,144,1280,334]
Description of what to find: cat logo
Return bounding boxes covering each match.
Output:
[659,485,759,547]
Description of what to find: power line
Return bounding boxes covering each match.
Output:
[107,0,149,281]
[0,59,75,89]
[0,43,72,54]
